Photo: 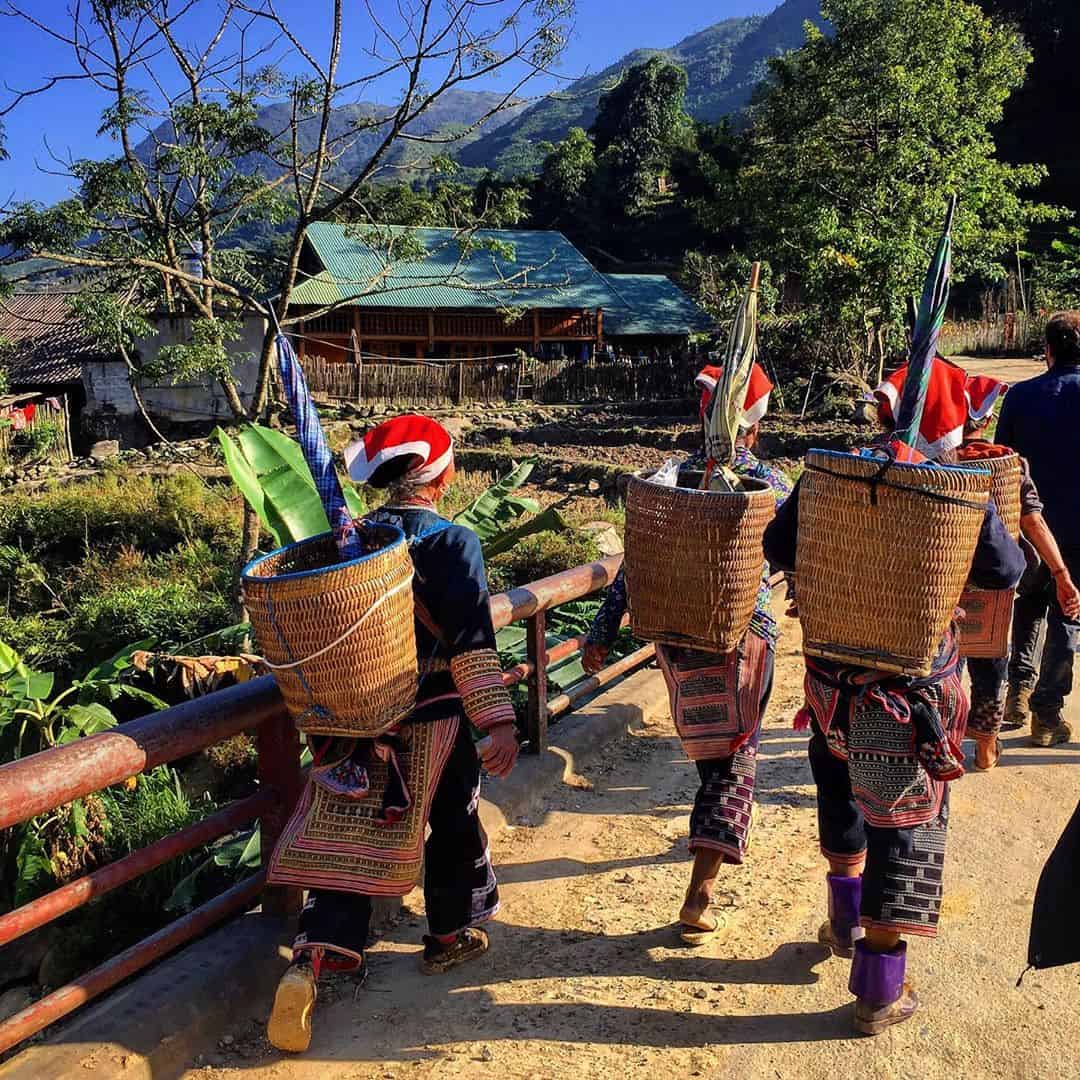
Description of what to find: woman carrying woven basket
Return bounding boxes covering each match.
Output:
[585,363,793,944]
[266,415,520,1054]
[881,367,1080,768]
[764,360,1026,1035]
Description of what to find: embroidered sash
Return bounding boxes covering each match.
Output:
[658,632,768,761]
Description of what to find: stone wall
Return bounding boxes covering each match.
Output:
[82,313,267,441]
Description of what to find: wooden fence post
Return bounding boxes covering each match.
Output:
[255,711,303,917]
[525,611,548,754]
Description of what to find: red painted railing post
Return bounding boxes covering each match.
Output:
[256,710,303,917]
[525,610,548,754]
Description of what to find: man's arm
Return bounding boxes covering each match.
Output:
[1021,511,1080,618]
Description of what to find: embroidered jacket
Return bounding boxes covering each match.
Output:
[366,506,515,732]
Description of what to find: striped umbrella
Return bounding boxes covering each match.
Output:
[705,262,761,490]
[893,197,958,450]
[275,332,363,560]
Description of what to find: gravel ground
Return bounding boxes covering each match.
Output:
[182,602,1080,1080]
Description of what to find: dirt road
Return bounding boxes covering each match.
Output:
[183,607,1080,1080]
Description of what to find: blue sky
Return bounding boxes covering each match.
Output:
[0,0,777,204]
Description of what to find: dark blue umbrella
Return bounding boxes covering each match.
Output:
[275,331,363,560]
[893,196,958,450]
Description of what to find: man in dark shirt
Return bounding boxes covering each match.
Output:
[996,312,1080,747]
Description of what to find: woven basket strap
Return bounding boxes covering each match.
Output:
[261,572,414,671]
[413,596,444,644]
[804,463,987,512]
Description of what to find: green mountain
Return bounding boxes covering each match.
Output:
[457,0,825,176]
[136,90,527,184]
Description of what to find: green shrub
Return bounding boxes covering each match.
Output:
[0,612,79,675]
[72,581,231,660]
[486,530,601,593]
[0,473,242,567]
[11,419,65,462]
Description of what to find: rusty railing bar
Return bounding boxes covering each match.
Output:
[504,613,631,690]
[524,610,548,754]
[0,678,287,833]
[0,789,275,949]
[489,556,622,629]
[255,709,304,917]
[547,643,656,718]
[0,871,267,1055]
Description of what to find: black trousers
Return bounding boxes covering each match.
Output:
[295,722,499,962]
[809,726,949,938]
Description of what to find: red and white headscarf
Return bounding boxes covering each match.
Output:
[344,414,454,486]
[963,374,1008,426]
[874,356,968,459]
[695,362,773,427]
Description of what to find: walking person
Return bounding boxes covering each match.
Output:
[995,312,1080,747]
[265,415,519,1054]
[954,373,1080,769]
[766,367,1025,1034]
[585,363,792,943]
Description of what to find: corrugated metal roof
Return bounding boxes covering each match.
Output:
[0,294,111,385]
[601,274,714,337]
[294,223,622,311]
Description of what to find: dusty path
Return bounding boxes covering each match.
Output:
[952,355,1046,386]
[185,613,1080,1080]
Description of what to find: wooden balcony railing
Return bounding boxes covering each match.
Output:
[0,556,648,1055]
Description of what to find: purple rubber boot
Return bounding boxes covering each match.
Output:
[848,939,919,1035]
[817,873,862,958]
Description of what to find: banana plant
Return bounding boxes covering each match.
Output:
[215,424,366,549]
[0,639,168,759]
[217,425,572,558]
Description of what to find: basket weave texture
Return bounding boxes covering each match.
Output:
[797,450,990,677]
[243,524,418,737]
[959,452,1022,659]
[624,473,776,655]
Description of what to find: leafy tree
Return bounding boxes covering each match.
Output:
[668,120,746,249]
[591,57,693,220]
[742,0,1061,375]
[0,0,573,558]
[1035,226,1080,309]
[531,128,597,233]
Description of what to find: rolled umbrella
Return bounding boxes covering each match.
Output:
[704,262,761,490]
[893,197,958,450]
[274,331,363,560]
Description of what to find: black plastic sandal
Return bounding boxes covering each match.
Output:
[420,928,489,974]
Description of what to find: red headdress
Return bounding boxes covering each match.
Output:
[695,362,773,427]
[344,414,454,487]
[873,356,968,459]
[963,374,1008,425]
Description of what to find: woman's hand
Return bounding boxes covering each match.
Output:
[1055,571,1080,620]
[479,724,519,778]
[582,642,609,675]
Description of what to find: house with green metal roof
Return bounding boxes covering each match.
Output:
[287,223,712,363]
[601,274,716,342]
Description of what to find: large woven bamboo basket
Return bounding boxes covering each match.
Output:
[243,524,418,738]
[624,471,776,655]
[959,452,1022,659]
[797,450,991,677]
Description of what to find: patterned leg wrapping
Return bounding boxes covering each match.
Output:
[688,737,759,863]
[862,801,949,938]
